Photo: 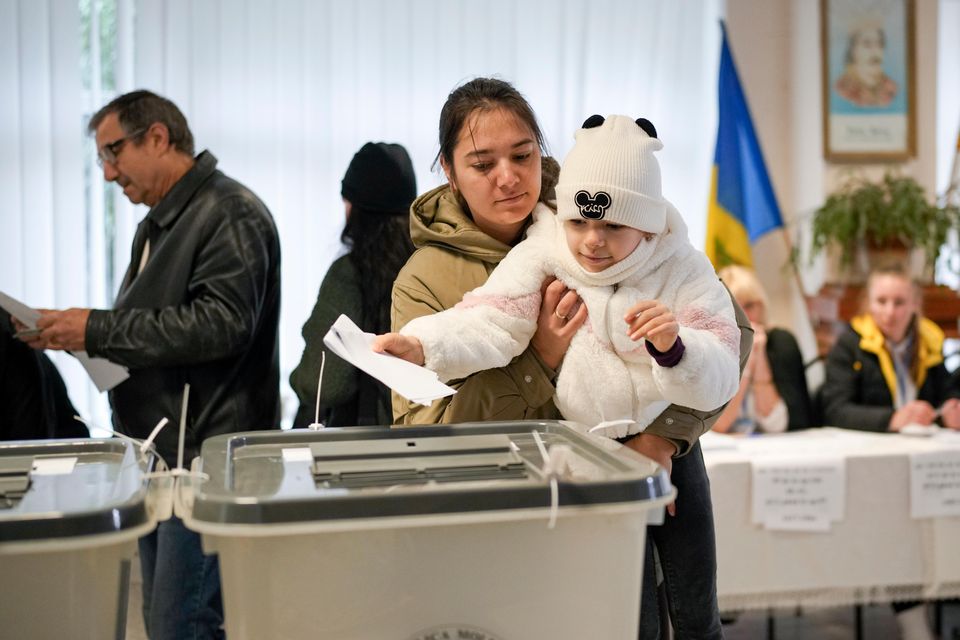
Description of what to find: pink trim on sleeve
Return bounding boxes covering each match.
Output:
[455,291,541,321]
[677,307,739,355]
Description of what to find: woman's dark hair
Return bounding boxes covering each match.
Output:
[437,78,545,166]
[341,210,414,334]
[436,77,557,210]
[88,89,195,156]
[539,156,560,203]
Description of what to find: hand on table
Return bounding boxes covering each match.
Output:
[939,398,960,430]
[889,400,937,431]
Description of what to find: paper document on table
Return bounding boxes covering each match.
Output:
[909,449,960,518]
[323,314,455,405]
[750,456,846,532]
[0,290,130,392]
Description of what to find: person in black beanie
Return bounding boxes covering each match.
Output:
[290,142,416,427]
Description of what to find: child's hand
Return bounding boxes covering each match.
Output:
[624,300,679,353]
[371,333,425,366]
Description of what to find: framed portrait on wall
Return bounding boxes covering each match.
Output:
[821,0,916,162]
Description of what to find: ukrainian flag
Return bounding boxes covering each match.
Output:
[706,23,784,269]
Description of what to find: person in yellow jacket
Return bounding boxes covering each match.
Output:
[823,263,960,432]
[823,265,960,640]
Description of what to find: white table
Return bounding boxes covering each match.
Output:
[702,427,960,612]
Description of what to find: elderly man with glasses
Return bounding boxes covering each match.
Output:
[17,89,281,640]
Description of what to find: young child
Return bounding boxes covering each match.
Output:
[374,114,740,437]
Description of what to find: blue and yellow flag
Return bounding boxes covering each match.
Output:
[706,23,784,269]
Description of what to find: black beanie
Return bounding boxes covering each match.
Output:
[340,142,417,215]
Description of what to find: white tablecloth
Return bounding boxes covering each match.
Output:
[702,427,960,611]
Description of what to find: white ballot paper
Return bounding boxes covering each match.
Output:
[323,314,455,405]
[0,290,129,392]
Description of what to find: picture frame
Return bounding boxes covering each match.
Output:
[821,0,916,162]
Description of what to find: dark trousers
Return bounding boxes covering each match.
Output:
[640,441,723,639]
[139,516,225,640]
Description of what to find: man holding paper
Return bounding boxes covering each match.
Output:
[16,90,281,640]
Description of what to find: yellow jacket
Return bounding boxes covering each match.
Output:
[850,313,944,405]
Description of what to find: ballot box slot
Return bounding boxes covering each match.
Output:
[310,434,528,489]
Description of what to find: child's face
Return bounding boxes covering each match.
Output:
[563,219,653,272]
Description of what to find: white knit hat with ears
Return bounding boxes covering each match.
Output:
[555,114,667,234]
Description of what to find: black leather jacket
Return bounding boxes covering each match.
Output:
[86,151,281,465]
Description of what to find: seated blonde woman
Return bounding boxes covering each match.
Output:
[713,265,812,434]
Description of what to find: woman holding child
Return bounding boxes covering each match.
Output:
[378,77,750,639]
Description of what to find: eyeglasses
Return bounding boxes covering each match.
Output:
[96,128,147,167]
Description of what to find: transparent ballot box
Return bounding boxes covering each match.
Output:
[179,421,673,640]
[0,438,161,639]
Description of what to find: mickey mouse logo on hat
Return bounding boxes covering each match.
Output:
[575,190,612,219]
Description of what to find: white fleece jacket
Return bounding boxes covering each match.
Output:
[401,202,740,438]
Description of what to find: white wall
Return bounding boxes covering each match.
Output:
[727,0,957,293]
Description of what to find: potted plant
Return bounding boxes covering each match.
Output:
[804,173,960,283]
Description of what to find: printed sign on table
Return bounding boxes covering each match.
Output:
[751,457,846,532]
[910,449,960,518]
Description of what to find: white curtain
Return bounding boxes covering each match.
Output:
[2,0,722,426]
[0,0,98,422]
[938,0,960,195]
[128,0,723,422]
[935,0,960,295]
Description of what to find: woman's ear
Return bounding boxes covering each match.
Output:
[439,155,458,193]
